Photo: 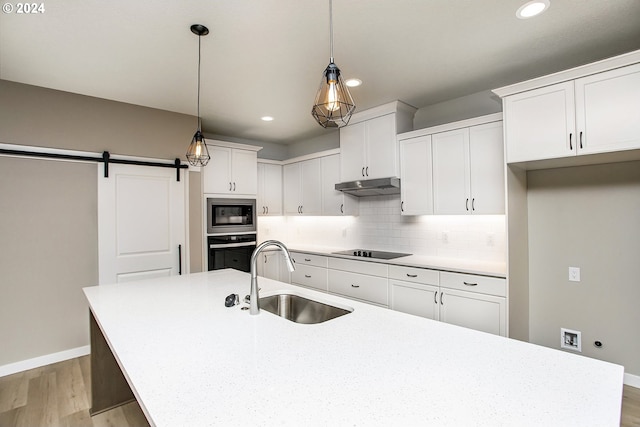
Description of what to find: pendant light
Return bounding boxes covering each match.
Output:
[311,0,355,128]
[186,24,211,167]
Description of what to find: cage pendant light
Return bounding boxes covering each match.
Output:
[186,24,211,167]
[311,0,355,128]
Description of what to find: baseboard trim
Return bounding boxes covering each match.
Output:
[0,345,90,378]
[625,372,640,388]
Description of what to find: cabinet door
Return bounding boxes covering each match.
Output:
[231,149,257,195]
[390,280,439,320]
[321,154,358,216]
[365,114,397,179]
[576,63,640,155]
[400,135,433,215]
[203,145,231,194]
[469,121,505,214]
[282,163,301,215]
[432,128,470,214]
[504,81,576,163]
[339,121,367,182]
[300,158,322,215]
[262,251,281,280]
[259,163,282,216]
[439,288,506,336]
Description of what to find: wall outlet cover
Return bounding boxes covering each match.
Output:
[568,267,581,282]
[561,328,582,352]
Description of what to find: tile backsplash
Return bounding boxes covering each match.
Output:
[258,195,506,263]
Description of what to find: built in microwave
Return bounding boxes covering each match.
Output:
[206,198,256,234]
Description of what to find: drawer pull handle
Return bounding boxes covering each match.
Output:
[304,258,311,262]
[463,281,478,286]
[305,274,311,278]
[434,291,438,304]
[406,274,418,278]
[351,284,360,288]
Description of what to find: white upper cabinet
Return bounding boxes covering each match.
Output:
[283,158,322,216]
[432,120,504,215]
[504,82,575,163]
[468,122,506,214]
[432,128,470,215]
[399,135,433,215]
[321,154,358,216]
[575,63,640,155]
[496,55,640,165]
[340,101,417,182]
[203,143,259,196]
[257,162,282,216]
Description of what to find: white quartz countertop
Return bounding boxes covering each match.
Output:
[84,270,622,426]
[286,244,507,277]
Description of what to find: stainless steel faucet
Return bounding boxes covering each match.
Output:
[249,240,295,315]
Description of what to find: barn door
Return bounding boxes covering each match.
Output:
[98,163,186,284]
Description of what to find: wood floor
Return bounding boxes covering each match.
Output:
[0,356,149,427]
[1,355,639,426]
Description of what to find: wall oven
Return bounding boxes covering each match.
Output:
[207,233,257,273]
[206,198,256,234]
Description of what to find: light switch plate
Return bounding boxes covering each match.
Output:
[569,267,581,282]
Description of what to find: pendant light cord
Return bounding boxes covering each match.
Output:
[197,34,202,132]
[329,0,334,63]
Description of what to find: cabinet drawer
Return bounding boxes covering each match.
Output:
[328,269,388,306]
[290,252,328,268]
[439,272,506,297]
[328,257,388,277]
[291,264,328,291]
[388,265,439,285]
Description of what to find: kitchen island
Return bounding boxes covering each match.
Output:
[84,269,623,426]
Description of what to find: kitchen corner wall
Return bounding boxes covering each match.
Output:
[258,195,506,264]
[527,160,640,377]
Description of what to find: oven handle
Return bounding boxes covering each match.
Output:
[209,242,257,249]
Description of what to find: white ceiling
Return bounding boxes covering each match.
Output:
[2,0,640,144]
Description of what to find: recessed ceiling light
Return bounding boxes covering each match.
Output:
[516,0,550,19]
[261,116,274,122]
[345,78,362,87]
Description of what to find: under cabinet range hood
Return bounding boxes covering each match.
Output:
[334,177,400,197]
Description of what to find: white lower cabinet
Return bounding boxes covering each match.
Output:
[289,252,328,291]
[328,258,388,306]
[256,251,282,281]
[438,289,506,336]
[389,266,507,336]
[389,265,439,319]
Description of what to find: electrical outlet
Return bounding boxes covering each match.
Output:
[486,232,495,247]
[561,328,582,352]
[568,267,581,282]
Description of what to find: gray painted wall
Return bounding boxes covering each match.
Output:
[0,157,97,366]
[413,90,502,130]
[0,80,200,367]
[527,161,640,375]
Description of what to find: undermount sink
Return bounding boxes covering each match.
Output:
[259,292,352,324]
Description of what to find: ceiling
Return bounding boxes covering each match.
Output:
[2,1,640,145]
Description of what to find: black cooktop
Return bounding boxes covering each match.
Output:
[332,249,412,260]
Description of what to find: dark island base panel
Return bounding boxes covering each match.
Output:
[89,311,136,415]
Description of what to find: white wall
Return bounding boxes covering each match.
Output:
[258,195,505,264]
